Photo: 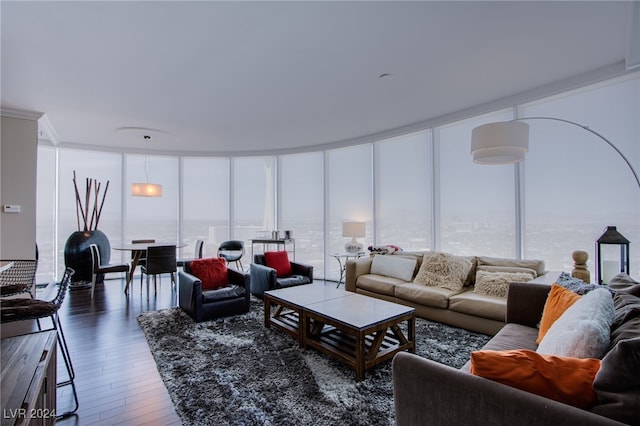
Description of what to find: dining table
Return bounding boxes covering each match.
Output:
[113,242,186,294]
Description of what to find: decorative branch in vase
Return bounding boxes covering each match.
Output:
[64,171,113,285]
[72,170,110,231]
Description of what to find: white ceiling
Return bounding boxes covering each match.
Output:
[1,1,635,155]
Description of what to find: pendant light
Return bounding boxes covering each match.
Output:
[131,135,163,197]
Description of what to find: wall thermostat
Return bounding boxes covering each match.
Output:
[3,205,21,213]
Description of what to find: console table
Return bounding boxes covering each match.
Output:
[1,331,57,426]
[249,238,295,260]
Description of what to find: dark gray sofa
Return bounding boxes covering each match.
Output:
[393,279,637,426]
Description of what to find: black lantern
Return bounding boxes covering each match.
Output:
[595,226,630,284]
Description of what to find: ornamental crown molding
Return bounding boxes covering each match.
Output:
[0,108,44,121]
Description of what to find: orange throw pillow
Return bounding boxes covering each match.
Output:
[536,284,581,344]
[264,251,292,277]
[189,257,228,290]
[470,349,601,409]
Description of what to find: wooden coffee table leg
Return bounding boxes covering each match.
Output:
[264,296,271,328]
[355,330,366,381]
[409,315,416,353]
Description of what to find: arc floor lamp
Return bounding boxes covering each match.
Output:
[470,116,640,283]
[470,116,640,190]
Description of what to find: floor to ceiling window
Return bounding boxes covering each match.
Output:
[279,152,324,275]
[58,149,123,264]
[35,72,640,283]
[232,157,276,266]
[522,74,640,275]
[181,157,230,258]
[35,145,56,283]
[375,131,432,251]
[326,145,373,281]
[438,109,517,258]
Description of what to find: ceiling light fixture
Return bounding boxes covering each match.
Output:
[131,135,163,197]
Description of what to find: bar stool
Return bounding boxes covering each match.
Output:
[0,267,79,419]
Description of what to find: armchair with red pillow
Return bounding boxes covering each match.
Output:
[249,251,313,298]
[178,257,250,322]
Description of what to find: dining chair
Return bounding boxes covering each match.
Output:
[217,240,245,271]
[177,239,204,268]
[141,245,177,293]
[0,267,79,418]
[89,243,130,298]
[131,239,155,286]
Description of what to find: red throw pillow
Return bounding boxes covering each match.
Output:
[264,251,292,277]
[189,257,228,290]
[470,349,601,409]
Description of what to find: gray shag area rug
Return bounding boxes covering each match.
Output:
[137,298,490,426]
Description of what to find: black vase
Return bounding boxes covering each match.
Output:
[64,230,111,285]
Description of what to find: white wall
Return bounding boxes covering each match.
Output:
[1,114,39,259]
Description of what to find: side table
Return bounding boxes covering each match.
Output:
[330,251,366,288]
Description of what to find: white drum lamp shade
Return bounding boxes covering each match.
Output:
[471,121,529,164]
[131,182,163,197]
[343,221,366,253]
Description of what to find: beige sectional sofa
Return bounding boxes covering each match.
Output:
[345,251,548,335]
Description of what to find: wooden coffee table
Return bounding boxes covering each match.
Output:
[264,285,415,381]
[264,284,351,346]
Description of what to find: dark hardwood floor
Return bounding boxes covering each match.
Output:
[41,274,182,425]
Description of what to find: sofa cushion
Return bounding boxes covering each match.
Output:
[357,274,404,296]
[201,284,245,303]
[276,275,311,288]
[394,283,460,309]
[413,252,472,291]
[470,349,601,410]
[264,251,292,277]
[370,254,417,282]
[591,337,640,425]
[460,323,539,373]
[477,256,546,277]
[481,323,540,352]
[476,265,538,278]
[608,273,640,295]
[448,290,506,322]
[609,292,640,351]
[189,257,228,290]
[537,288,614,359]
[536,284,581,344]
[474,270,534,298]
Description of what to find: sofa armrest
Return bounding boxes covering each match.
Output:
[178,270,202,317]
[249,263,276,298]
[291,261,313,281]
[228,267,251,301]
[393,352,623,426]
[506,281,552,327]
[345,257,373,292]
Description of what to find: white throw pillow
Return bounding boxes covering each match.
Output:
[370,255,417,282]
[537,288,614,359]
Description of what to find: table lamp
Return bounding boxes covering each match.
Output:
[343,221,366,253]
